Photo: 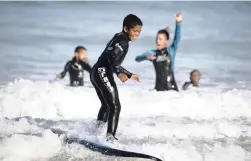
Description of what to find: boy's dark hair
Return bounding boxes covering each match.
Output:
[123,14,143,31]
[75,46,87,53]
[157,27,169,40]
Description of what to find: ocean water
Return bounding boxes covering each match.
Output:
[0,1,251,161]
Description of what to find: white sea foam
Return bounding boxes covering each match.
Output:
[0,79,250,161]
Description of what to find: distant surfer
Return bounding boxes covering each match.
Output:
[57,46,92,86]
[90,14,142,142]
[182,69,201,90]
[135,12,183,92]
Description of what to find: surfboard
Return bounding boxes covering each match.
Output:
[51,128,162,161]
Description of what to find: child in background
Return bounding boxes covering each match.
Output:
[182,69,201,90]
[57,46,92,86]
[135,13,183,92]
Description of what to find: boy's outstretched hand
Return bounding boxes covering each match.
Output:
[118,73,140,83]
[118,73,129,82]
[176,12,183,23]
[130,74,140,82]
[56,74,63,79]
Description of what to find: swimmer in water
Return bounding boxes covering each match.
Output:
[135,12,183,92]
[57,46,92,86]
[182,69,201,90]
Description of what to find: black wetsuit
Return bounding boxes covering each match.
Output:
[182,81,199,90]
[90,32,132,137]
[153,48,178,91]
[60,57,92,86]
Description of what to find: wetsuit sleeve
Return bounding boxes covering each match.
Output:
[170,22,181,53]
[60,61,71,78]
[107,41,132,78]
[182,82,192,90]
[81,62,92,73]
[135,50,155,62]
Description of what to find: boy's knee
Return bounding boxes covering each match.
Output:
[108,102,121,113]
[115,102,121,112]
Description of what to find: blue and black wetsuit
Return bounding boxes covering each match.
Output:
[90,32,132,138]
[135,22,181,91]
[60,57,92,86]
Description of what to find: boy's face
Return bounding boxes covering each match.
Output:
[124,25,142,42]
[191,71,200,84]
[76,49,87,60]
[156,33,168,50]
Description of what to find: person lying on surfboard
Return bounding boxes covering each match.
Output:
[56,46,92,86]
[182,69,201,90]
[135,12,183,92]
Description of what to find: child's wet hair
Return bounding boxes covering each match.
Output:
[75,46,87,53]
[190,69,201,76]
[190,69,201,80]
[122,14,143,31]
[157,27,170,40]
